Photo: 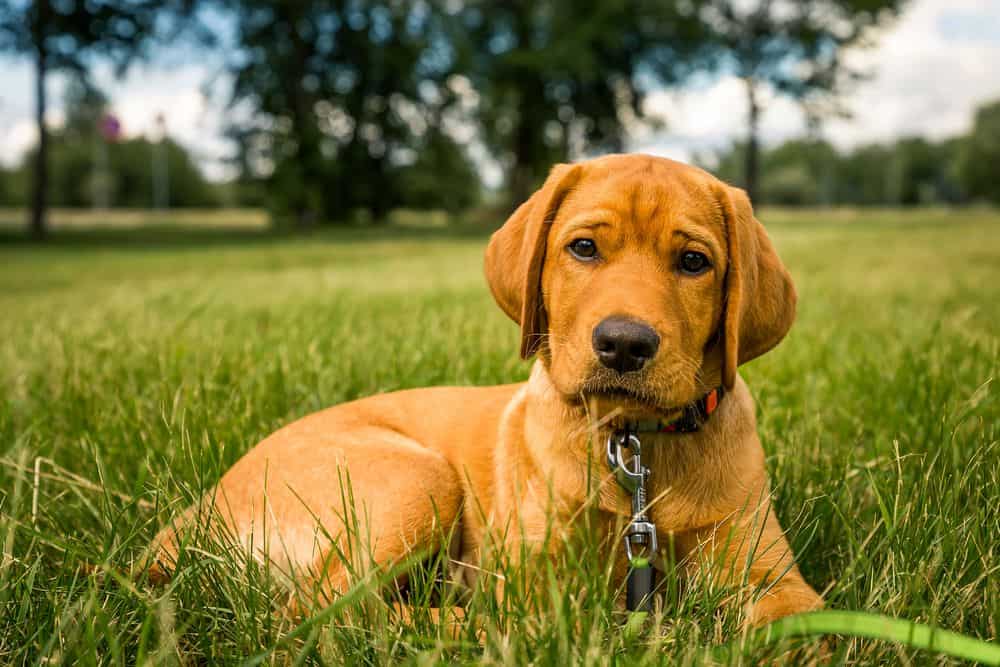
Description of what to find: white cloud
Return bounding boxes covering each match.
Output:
[0,60,235,179]
[0,108,66,168]
[0,64,41,168]
[633,0,1000,161]
[92,62,236,180]
[3,119,39,166]
[825,0,1000,147]
[633,75,808,163]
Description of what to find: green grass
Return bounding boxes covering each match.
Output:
[1,208,998,664]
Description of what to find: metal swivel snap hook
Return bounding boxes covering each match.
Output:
[606,427,658,614]
[606,430,645,494]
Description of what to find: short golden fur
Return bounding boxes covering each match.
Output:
[150,154,822,626]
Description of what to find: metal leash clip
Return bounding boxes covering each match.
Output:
[606,428,658,613]
[606,430,644,494]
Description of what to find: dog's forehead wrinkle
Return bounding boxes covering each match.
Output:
[629,181,667,232]
[572,168,718,238]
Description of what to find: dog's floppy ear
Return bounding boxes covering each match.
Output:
[718,185,797,389]
[485,163,582,359]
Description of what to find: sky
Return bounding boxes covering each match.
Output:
[1,0,999,184]
[632,0,1000,161]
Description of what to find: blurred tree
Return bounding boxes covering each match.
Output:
[936,137,967,205]
[959,99,1000,205]
[703,133,971,207]
[459,0,707,208]
[699,0,906,203]
[709,137,839,205]
[26,135,218,209]
[112,139,218,208]
[0,0,198,237]
[837,143,893,205]
[396,127,480,214]
[221,0,464,226]
[886,137,964,206]
[0,167,27,207]
[51,80,113,207]
[12,80,218,208]
[704,141,743,186]
[764,138,839,205]
[62,78,107,134]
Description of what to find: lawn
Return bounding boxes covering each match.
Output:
[1,208,998,664]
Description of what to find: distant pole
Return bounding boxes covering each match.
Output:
[152,112,169,210]
[95,113,121,210]
[93,135,108,210]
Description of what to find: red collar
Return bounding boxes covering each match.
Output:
[627,387,725,434]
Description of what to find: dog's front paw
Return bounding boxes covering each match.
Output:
[745,584,823,627]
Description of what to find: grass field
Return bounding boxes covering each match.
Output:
[1,208,998,664]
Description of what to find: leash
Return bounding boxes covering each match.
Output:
[605,386,725,615]
[606,427,657,612]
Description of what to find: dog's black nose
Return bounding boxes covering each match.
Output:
[592,317,660,373]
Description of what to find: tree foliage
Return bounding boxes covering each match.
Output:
[12,136,219,209]
[218,0,710,222]
[959,99,1000,205]
[221,0,472,226]
[457,0,707,207]
[705,131,975,207]
[0,0,200,235]
[699,0,907,202]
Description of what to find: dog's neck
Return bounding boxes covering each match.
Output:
[522,360,722,437]
[517,360,747,514]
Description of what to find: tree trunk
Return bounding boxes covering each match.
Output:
[370,151,391,223]
[282,3,320,228]
[30,2,49,239]
[507,76,549,212]
[743,76,760,204]
[508,123,537,212]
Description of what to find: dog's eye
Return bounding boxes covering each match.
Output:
[567,238,599,260]
[679,251,710,275]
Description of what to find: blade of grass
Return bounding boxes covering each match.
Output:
[714,610,1000,664]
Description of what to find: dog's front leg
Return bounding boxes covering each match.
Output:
[677,490,823,627]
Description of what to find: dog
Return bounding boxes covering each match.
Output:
[148,153,823,627]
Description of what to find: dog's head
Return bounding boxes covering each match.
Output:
[485,154,796,421]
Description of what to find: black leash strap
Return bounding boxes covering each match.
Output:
[606,428,657,614]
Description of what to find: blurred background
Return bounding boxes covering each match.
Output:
[0,0,998,235]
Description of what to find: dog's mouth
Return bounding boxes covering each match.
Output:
[574,381,671,420]
[587,385,653,404]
